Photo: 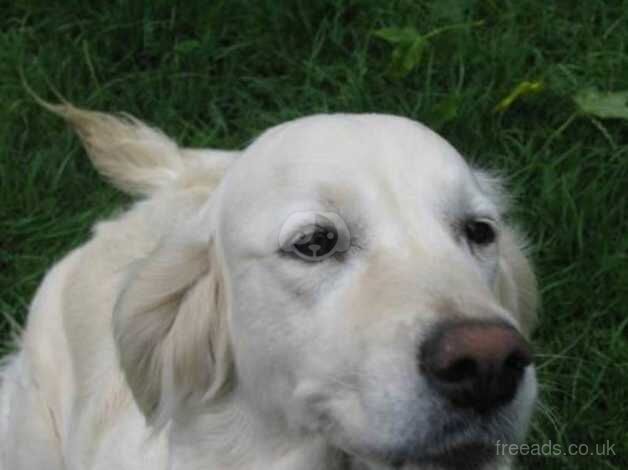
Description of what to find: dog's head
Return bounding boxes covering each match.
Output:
[215,115,538,468]
[70,109,537,469]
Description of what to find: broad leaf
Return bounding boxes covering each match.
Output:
[574,88,628,120]
[374,27,426,78]
[429,94,463,129]
[391,37,427,78]
[374,22,482,79]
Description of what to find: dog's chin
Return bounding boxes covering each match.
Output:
[334,412,515,470]
[327,411,519,470]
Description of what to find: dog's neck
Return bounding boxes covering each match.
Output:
[167,389,351,470]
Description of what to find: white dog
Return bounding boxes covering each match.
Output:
[0,105,538,470]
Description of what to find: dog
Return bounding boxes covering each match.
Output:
[0,105,538,470]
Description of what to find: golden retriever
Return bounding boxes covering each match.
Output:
[0,105,538,470]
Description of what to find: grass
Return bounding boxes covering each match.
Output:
[1,1,627,468]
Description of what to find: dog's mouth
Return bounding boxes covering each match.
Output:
[337,413,507,469]
[391,419,508,469]
[343,441,497,470]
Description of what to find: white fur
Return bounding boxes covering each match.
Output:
[0,107,538,470]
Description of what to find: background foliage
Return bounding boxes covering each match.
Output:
[1,1,627,468]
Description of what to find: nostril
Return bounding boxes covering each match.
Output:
[436,357,478,383]
[504,349,532,372]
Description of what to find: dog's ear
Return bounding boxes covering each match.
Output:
[44,103,235,196]
[113,214,233,426]
[495,227,539,337]
[472,170,539,336]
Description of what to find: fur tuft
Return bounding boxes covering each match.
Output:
[32,97,237,196]
[46,103,184,196]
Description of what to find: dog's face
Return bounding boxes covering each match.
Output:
[213,114,537,468]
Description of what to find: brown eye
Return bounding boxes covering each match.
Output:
[464,220,496,246]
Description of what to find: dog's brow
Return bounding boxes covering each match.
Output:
[316,181,362,211]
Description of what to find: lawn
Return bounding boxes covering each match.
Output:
[1,1,626,468]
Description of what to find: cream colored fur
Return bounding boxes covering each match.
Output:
[0,106,538,470]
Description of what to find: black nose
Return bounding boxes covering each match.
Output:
[420,320,532,413]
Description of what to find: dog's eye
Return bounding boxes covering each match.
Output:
[291,225,340,261]
[464,220,496,246]
[279,211,351,262]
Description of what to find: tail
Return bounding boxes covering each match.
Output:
[40,101,236,196]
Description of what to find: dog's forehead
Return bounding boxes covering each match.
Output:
[230,114,473,195]
[250,113,464,166]
[217,114,490,247]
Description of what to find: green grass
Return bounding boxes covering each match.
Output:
[1,1,627,468]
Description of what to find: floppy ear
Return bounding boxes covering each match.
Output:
[472,169,539,336]
[495,227,539,337]
[42,103,236,196]
[113,216,233,426]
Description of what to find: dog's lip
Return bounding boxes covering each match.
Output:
[345,441,496,470]
[331,402,515,469]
